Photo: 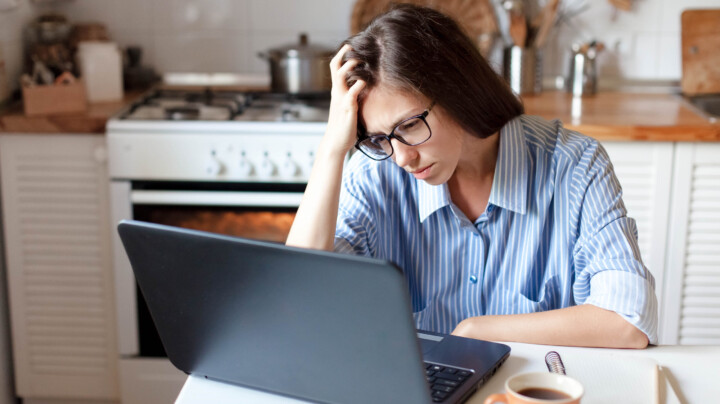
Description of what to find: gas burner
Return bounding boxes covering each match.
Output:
[121,89,329,122]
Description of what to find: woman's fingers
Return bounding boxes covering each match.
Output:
[330,44,351,73]
[336,58,359,83]
[346,79,366,105]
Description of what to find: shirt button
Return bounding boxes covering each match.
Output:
[469,275,478,284]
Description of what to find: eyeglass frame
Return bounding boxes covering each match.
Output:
[354,101,436,161]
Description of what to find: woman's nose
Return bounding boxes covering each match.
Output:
[391,139,418,167]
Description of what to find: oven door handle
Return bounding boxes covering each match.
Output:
[130,190,304,207]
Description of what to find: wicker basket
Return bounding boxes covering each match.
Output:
[350,0,498,56]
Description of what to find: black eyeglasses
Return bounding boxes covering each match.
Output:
[355,101,435,161]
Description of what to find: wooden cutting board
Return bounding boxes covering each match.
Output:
[681,9,720,95]
[350,0,498,57]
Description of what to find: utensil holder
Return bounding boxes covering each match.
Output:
[503,46,542,96]
[566,47,598,97]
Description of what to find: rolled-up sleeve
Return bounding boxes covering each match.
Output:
[570,141,659,344]
[333,155,377,256]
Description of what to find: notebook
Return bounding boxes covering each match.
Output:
[117,220,511,404]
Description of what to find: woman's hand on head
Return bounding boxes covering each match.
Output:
[324,44,366,155]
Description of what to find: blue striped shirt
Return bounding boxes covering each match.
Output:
[334,115,658,344]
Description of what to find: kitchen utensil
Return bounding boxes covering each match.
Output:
[608,0,632,12]
[503,45,542,95]
[31,57,55,85]
[350,0,499,58]
[681,9,720,96]
[258,33,334,94]
[533,0,560,48]
[25,13,71,45]
[508,7,527,47]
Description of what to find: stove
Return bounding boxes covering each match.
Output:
[106,88,332,404]
[120,89,329,122]
[108,89,330,183]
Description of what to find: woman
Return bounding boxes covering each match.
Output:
[286,5,656,348]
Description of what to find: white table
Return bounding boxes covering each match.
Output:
[176,343,720,404]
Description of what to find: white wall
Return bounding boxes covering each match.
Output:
[2,0,719,85]
[50,0,355,75]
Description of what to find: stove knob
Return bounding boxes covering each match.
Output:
[238,154,255,178]
[258,153,276,178]
[205,157,224,176]
[306,151,316,174]
[280,153,300,179]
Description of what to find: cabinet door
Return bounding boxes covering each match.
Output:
[664,143,720,345]
[601,142,674,342]
[0,134,119,399]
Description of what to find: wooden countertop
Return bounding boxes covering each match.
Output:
[522,91,720,141]
[0,91,147,134]
[2,89,719,141]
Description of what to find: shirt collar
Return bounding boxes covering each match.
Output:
[417,180,451,223]
[415,115,530,222]
[488,115,529,214]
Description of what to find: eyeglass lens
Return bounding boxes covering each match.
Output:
[358,116,431,159]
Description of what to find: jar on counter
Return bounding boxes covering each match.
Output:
[77,41,123,102]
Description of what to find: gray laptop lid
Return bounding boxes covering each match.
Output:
[118,220,433,404]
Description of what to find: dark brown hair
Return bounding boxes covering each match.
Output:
[343,4,523,138]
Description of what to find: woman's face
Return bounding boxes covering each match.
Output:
[360,86,465,186]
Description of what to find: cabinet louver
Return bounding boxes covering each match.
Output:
[0,135,119,399]
[602,142,673,341]
[679,163,720,345]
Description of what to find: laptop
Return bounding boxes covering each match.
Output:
[118,220,511,404]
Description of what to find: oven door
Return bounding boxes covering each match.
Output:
[110,180,303,357]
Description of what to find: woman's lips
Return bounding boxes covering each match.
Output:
[410,164,433,180]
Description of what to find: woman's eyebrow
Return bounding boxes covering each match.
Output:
[366,108,423,136]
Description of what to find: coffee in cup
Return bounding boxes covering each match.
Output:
[484,372,584,404]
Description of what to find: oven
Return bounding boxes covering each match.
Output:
[106,89,329,403]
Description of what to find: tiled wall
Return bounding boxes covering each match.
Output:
[2,0,720,91]
[50,0,355,76]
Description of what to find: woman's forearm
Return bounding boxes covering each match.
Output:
[285,141,347,251]
[452,304,649,349]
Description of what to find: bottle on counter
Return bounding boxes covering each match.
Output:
[76,41,123,102]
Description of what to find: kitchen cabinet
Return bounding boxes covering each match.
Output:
[604,141,720,346]
[601,142,674,342]
[0,134,119,401]
[662,143,720,345]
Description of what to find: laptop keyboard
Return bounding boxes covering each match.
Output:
[424,362,473,402]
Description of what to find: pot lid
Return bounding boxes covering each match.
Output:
[266,33,334,58]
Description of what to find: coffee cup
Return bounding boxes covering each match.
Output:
[484,372,584,404]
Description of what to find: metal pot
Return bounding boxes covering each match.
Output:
[258,33,334,94]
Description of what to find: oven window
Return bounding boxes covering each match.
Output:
[133,204,297,357]
[135,205,296,243]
